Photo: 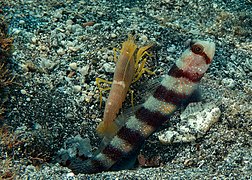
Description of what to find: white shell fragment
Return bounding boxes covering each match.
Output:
[69,62,78,70]
[78,65,89,76]
[72,85,82,93]
[158,102,221,144]
[103,62,115,73]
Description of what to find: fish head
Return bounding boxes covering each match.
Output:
[178,40,216,75]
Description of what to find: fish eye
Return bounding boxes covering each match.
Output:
[191,44,204,54]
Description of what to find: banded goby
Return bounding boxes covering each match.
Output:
[61,39,216,174]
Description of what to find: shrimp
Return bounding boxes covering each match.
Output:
[96,35,154,138]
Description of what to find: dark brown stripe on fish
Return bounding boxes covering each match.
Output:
[168,64,203,82]
[135,106,168,128]
[91,159,107,171]
[102,145,124,161]
[202,52,211,64]
[153,85,188,106]
[65,159,71,167]
[76,150,90,161]
[117,126,145,146]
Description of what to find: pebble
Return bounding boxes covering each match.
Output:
[21,89,27,95]
[67,41,75,47]
[66,172,75,177]
[57,48,65,55]
[158,102,221,144]
[68,46,79,52]
[230,54,236,61]
[39,45,47,51]
[167,45,176,53]
[54,10,63,19]
[117,19,124,24]
[73,85,82,93]
[245,58,252,70]
[31,37,37,44]
[103,62,114,73]
[11,28,21,35]
[102,54,108,60]
[221,78,235,88]
[33,123,41,130]
[111,33,117,38]
[19,20,25,24]
[140,34,148,43]
[79,65,89,76]
[71,24,83,33]
[41,59,55,70]
[66,20,73,25]
[69,62,78,70]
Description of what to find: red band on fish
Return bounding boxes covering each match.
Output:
[102,145,124,161]
[91,159,107,172]
[168,64,204,82]
[117,126,145,146]
[153,85,188,106]
[135,106,168,128]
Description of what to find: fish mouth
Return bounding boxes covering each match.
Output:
[204,41,216,62]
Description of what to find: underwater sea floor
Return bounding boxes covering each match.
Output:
[1,0,252,179]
